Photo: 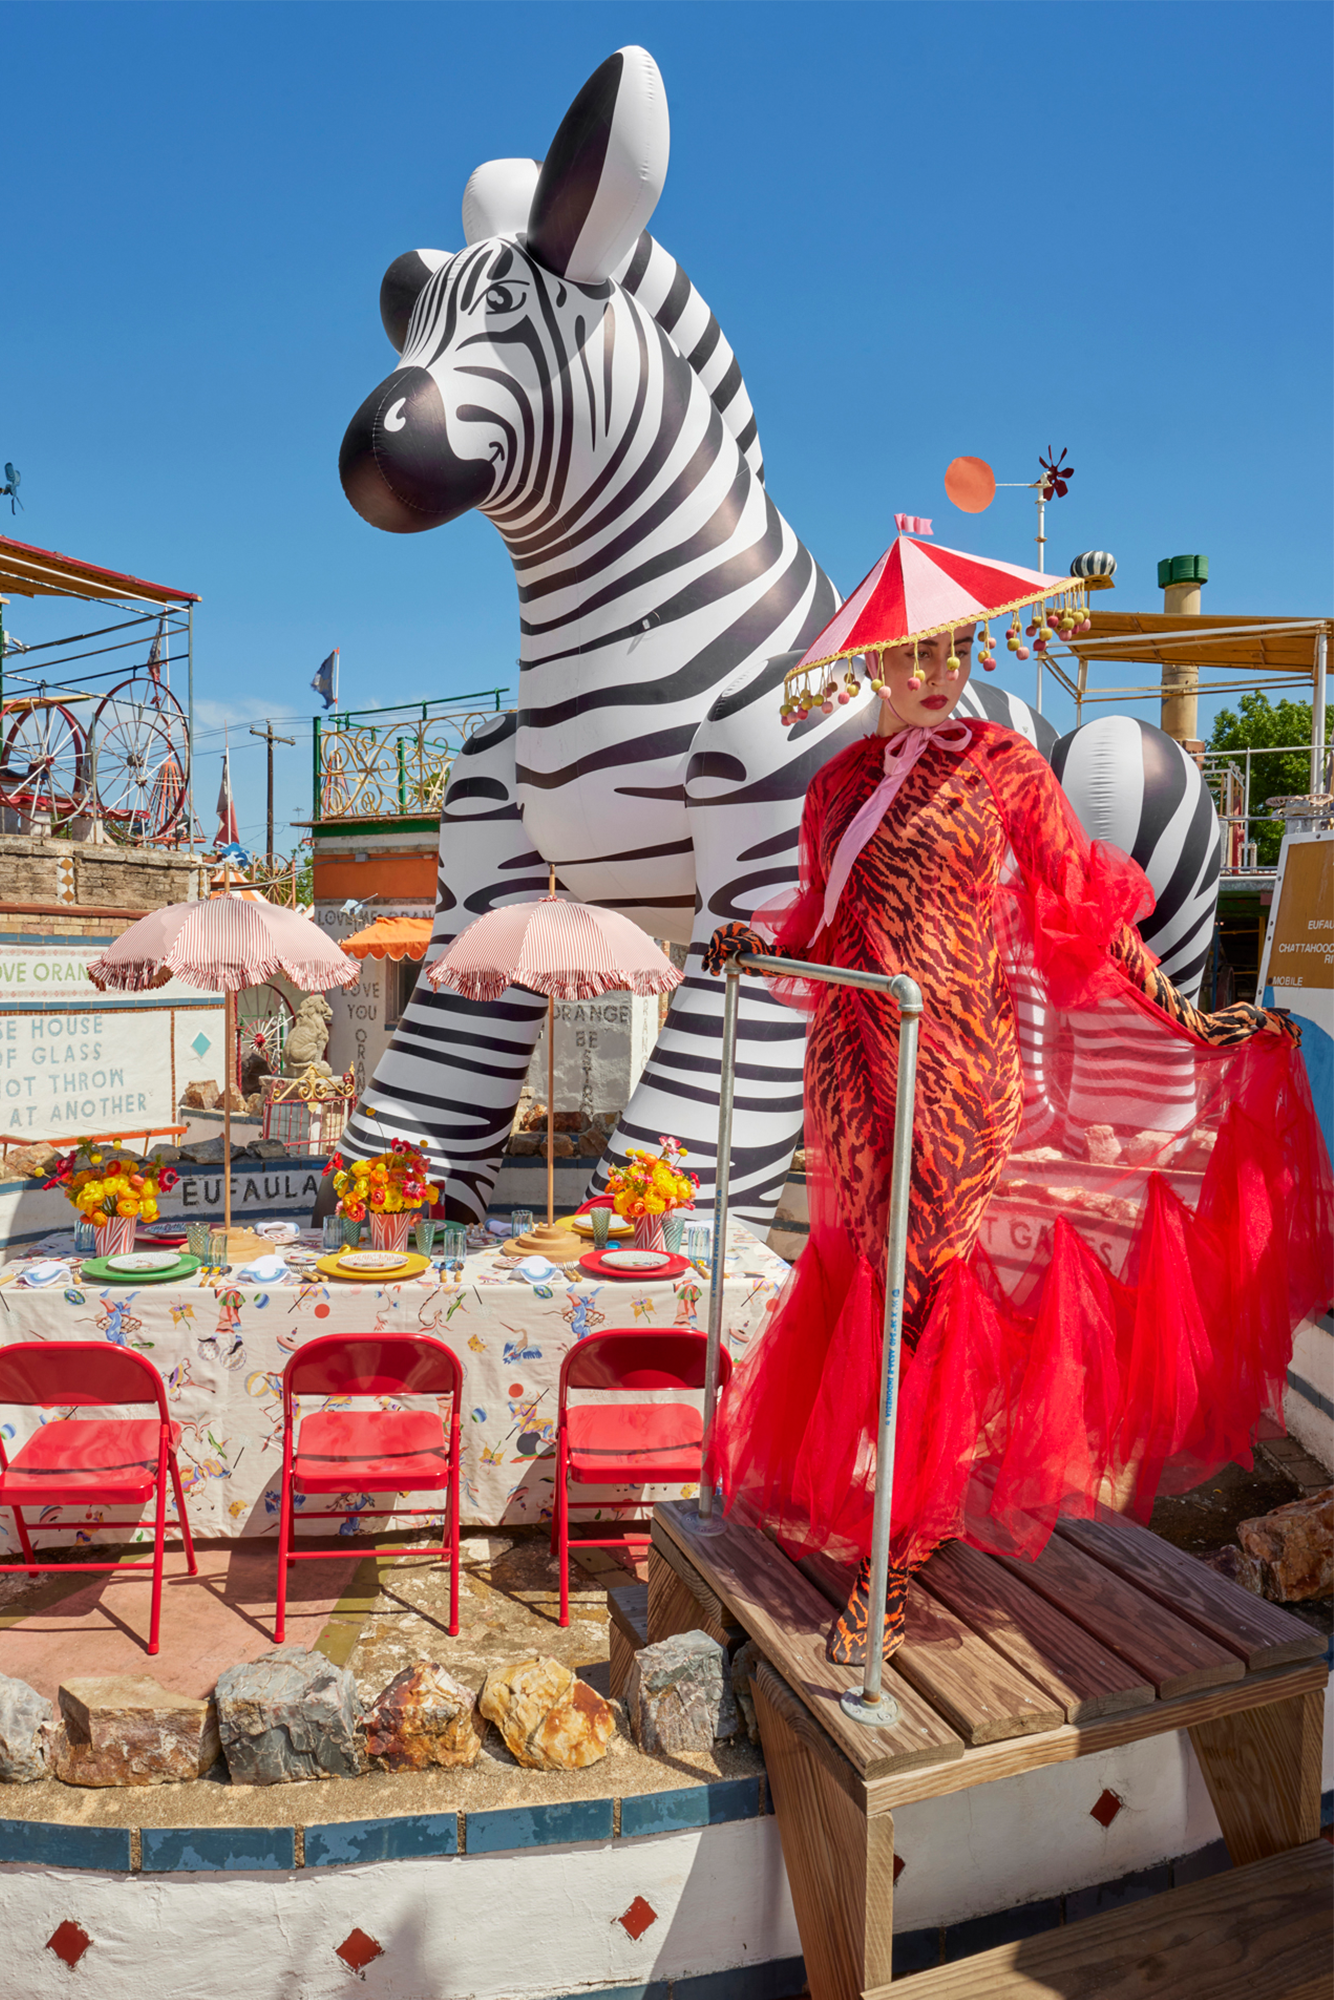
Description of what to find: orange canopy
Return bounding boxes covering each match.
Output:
[341,915,434,962]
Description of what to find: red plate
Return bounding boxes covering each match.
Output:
[137,1228,187,1248]
[577,1249,691,1282]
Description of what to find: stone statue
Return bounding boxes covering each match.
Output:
[283,993,334,1078]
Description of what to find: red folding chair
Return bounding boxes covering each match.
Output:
[551,1329,732,1627]
[275,1333,463,1643]
[0,1341,197,1656]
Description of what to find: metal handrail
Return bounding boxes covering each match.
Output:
[698,949,923,1728]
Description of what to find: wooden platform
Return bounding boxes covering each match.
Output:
[649,1500,1329,1998]
[866,1840,1333,1999]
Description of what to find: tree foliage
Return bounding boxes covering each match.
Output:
[1208,691,1319,866]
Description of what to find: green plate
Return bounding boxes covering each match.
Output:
[79,1253,201,1286]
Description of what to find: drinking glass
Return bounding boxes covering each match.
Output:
[322,1216,344,1254]
[663,1213,686,1254]
[74,1219,99,1257]
[341,1216,362,1248]
[442,1223,468,1265]
[510,1208,534,1244]
[414,1217,438,1258]
[590,1206,611,1253]
[683,1220,713,1268]
[185,1221,210,1261]
[208,1228,229,1265]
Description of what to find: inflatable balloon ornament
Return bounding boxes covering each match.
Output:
[336,45,1224,1226]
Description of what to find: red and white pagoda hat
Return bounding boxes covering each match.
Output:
[781,518,1092,724]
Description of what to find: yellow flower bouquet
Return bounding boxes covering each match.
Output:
[326,1139,441,1252]
[603,1135,698,1251]
[45,1140,179,1258]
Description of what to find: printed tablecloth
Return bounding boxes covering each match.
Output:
[0,1223,789,1550]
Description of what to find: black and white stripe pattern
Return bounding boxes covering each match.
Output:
[336,46,1222,1225]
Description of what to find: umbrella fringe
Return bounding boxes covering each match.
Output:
[437,966,681,1003]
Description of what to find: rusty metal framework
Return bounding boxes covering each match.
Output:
[312,691,507,823]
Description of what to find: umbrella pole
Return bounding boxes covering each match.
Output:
[223,987,233,1235]
[546,992,555,1229]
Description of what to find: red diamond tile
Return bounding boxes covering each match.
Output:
[1090,1787,1124,1829]
[335,1929,384,1973]
[47,1922,92,1969]
[618,1895,658,1941]
[893,1854,906,1883]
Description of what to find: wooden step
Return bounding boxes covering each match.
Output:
[866,1838,1332,1999]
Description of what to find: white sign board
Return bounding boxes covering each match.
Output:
[0,945,225,1138]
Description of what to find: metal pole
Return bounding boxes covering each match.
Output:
[312,714,322,825]
[1312,630,1328,795]
[695,963,741,1531]
[186,604,195,853]
[843,972,920,1726]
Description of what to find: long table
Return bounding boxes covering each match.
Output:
[0,1222,789,1544]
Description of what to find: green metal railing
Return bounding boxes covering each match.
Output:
[311,689,507,823]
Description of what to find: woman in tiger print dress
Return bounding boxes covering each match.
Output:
[706,626,1330,1664]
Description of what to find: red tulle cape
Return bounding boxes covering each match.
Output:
[713,724,1334,1569]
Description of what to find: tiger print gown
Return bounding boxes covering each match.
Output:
[710,720,1331,1636]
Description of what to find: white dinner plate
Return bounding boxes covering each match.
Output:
[107,1251,181,1273]
[599,1248,674,1271]
[338,1250,410,1273]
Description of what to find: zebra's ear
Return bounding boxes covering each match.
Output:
[462,159,543,245]
[526,46,668,283]
[380,248,453,353]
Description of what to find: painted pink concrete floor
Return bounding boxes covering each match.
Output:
[0,1543,359,1699]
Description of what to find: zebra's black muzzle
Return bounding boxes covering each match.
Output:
[339,367,493,534]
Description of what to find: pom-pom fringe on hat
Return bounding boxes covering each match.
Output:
[780,528,1094,724]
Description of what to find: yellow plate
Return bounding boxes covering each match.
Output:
[556,1212,633,1238]
[316,1251,433,1284]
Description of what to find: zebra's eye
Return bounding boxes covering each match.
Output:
[484,283,526,315]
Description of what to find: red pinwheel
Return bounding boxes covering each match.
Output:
[1038,447,1074,499]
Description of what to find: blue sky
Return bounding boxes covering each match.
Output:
[2,1,1329,854]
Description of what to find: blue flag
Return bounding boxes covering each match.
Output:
[311,649,339,709]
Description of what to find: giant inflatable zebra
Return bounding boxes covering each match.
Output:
[337,45,1220,1225]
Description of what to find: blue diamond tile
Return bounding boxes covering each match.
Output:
[190,1032,212,1058]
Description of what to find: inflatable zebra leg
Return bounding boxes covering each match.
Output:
[353,711,553,1221]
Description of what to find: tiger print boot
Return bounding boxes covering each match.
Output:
[825,1556,911,1665]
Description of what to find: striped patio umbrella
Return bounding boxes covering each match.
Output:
[89,890,358,1235]
[429,892,681,1251]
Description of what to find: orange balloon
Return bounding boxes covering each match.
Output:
[944,456,997,513]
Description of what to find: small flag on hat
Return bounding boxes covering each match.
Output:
[215,749,239,848]
[311,649,339,710]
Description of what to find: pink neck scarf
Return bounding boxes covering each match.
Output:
[813,719,973,940]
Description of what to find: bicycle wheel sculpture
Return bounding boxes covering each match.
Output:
[92,676,190,842]
[0,697,89,823]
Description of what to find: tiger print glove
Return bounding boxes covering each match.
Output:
[1197,1002,1302,1048]
[703,923,780,977]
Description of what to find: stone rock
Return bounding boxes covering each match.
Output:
[218,1085,249,1114]
[551,1110,584,1133]
[541,1135,576,1158]
[148,1145,181,1165]
[365,1663,486,1771]
[1119,1128,1175,1167]
[579,1131,607,1157]
[479,1657,616,1771]
[250,1138,290,1160]
[625,1630,739,1756]
[215,1645,365,1785]
[520,1100,548,1132]
[181,1079,220,1111]
[507,1134,541,1156]
[54,1676,219,1787]
[180,1136,226,1164]
[0,1672,53,1782]
[1237,1487,1333,1602]
[728,1640,766,1748]
[1084,1125,1121,1165]
[0,1142,58,1182]
[1199,1544,1264,1596]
